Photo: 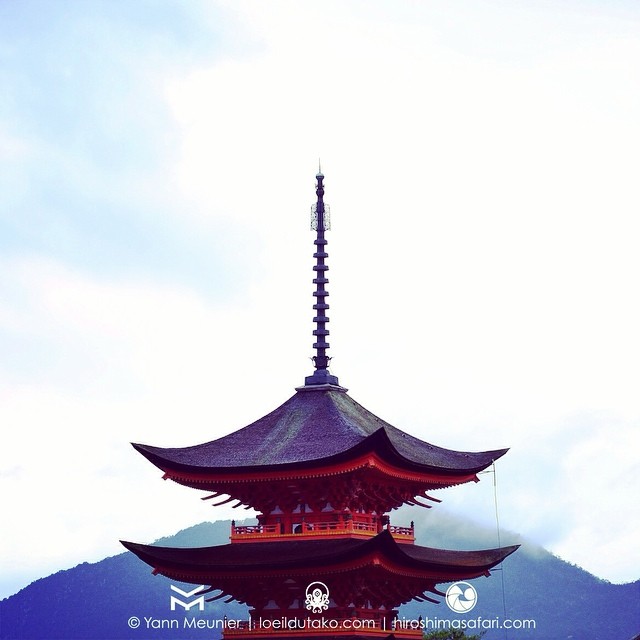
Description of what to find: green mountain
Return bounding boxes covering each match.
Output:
[1,511,638,640]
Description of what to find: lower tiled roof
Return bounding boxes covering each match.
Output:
[121,530,518,576]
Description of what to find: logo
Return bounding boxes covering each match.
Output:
[304,581,330,613]
[445,581,478,613]
[170,584,206,611]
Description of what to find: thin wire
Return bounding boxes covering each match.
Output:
[492,461,509,640]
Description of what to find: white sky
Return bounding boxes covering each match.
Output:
[1,0,639,599]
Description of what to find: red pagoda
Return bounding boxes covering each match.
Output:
[122,171,517,639]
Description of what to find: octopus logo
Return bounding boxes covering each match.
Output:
[304,581,330,613]
[445,581,478,613]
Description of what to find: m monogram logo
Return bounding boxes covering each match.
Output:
[169,584,206,611]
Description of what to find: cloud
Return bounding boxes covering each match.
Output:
[1,0,640,597]
[0,256,267,596]
[0,0,254,290]
[551,419,640,582]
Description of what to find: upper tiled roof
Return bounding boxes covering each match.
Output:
[132,387,507,475]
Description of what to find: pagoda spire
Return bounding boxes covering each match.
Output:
[304,169,340,387]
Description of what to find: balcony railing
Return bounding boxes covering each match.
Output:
[387,524,414,537]
[230,520,414,542]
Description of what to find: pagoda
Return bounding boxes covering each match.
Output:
[122,171,517,639]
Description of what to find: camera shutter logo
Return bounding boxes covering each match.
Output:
[445,581,478,613]
[304,581,330,613]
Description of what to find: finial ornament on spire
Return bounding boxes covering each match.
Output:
[305,169,339,387]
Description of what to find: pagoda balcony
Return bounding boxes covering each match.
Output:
[230,520,415,543]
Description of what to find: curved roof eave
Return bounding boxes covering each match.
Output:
[131,433,508,479]
[131,389,509,477]
[120,532,519,577]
